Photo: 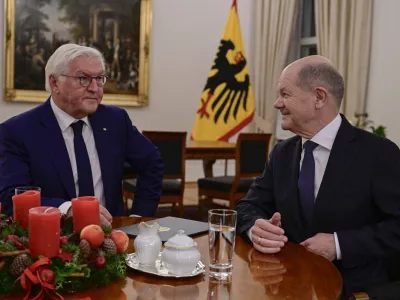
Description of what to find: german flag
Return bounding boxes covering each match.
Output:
[191,0,254,141]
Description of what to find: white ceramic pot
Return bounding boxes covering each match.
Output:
[161,230,201,276]
[134,221,162,266]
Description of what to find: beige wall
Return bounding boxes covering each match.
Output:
[0,0,254,181]
[366,0,400,146]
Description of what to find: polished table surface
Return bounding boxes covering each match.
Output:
[42,217,343,300]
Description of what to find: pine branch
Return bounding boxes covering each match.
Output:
[0,249,30,257]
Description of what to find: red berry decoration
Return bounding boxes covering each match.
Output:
[38,268,55,284]
[5,235,25,250]
[60,236,69,245]
[94,255,106,268]
[5,235,19,243]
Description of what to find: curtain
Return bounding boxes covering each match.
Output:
[252,0,298,133]
[315,0,373,118]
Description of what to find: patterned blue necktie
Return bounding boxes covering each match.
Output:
[70,120,95,197]
[298,140,319,227]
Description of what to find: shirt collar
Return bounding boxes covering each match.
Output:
[50,97,91,132]
[301,114,342,150]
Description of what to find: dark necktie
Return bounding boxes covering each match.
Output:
[298,140,319,228]
[70,120,94,197]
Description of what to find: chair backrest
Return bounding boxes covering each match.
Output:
[142,131,187,180]
[235,133,271,178]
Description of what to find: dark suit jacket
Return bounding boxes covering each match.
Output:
[235,115,400,298]
[0,99,163,217]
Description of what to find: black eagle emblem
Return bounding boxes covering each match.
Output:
[197,39,250,124]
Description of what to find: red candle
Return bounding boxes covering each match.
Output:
[29,207,60,258]
[12,189,41,228]
[71,196,100,232]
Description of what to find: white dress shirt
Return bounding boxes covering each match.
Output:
[301,114,342,259]
[249,114,343,259]
[50,99,105,213]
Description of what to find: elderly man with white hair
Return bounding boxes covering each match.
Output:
[0,44,163,223]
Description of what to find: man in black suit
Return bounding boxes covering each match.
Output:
[235,55,400,298]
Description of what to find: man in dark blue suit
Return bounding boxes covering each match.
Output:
[0,44,163,225]
[235,55,400,298]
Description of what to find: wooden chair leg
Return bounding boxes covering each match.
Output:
[197,194,204,220]
[122,191,129,216]
[123,191,135,216]
[178,198,184,217]
[229,195,236,209]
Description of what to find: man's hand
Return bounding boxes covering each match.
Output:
[250,212,288,254]
[100,206,113,227]
[300,233,336,261]
[249,249,286,295]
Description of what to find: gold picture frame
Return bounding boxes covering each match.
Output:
[4,0,151,107]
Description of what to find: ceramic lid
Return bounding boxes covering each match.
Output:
[164,230,197,249]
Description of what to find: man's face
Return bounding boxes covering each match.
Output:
[56,56,104,118]
[274,68,316,134]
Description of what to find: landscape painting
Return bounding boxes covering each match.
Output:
[4,0,151,106]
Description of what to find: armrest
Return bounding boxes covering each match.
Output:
[351,281,400,300]
[349,292,369,300]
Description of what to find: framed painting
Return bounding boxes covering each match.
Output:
[4,0,151,106]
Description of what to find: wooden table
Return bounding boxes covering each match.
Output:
[187,141,235,177]
[186,141,235,160]
[58,217,342,300]
[123,140,235,179]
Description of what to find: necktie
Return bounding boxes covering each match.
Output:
[298,140,319,228]
[70,120,94,197]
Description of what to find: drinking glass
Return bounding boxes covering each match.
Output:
[13,186,41,228]
[208,209,237,280]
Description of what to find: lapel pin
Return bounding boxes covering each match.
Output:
[103,128,107,131]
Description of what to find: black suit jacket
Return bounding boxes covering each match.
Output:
[235,116,400,298]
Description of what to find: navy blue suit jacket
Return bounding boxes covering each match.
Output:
[236,116,400,298]
[0,99,163,217]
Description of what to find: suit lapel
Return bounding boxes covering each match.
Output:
[312,116,359,231]
[283,137,308,242]
[88,108,111,209]
[40,99,76,199]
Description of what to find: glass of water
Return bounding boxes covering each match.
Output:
[208,209,237,280]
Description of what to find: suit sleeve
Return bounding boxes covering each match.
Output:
[123,111,163,216]
[235,147,278,243]
[337,140,400,267]
[0,123,66,216]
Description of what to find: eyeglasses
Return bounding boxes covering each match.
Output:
[59,75,108,87]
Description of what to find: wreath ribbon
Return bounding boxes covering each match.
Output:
[16,257,91,300]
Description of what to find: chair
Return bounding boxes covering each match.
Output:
[351,282,400,300]
[197,133,271,212]
[122,131,187,216]
[351,255,400,299]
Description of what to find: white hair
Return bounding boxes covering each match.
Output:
[45,43,105,92]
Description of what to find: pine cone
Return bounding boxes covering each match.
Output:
[102,238,117,255]
[79,239,91,260]
[19,236,29,247]
[10,254,30,277]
